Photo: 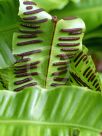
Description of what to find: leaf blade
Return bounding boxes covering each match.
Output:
[0,86,102,135]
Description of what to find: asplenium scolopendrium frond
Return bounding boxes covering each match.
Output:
[0,0,85,91]
[69,45,102,91]
[7,0,85,91]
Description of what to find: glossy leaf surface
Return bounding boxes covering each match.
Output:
[0,86,102,135]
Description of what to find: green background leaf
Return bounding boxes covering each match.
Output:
[32,0,80,11]
[0,86,102,135]
[50,0,102,33]
[0,0,19,68]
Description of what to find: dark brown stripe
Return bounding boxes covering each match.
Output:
[19,29,43,34]
[15,72,28,77]
[61,48,79,52]
[14,66,37,73]
[15,61,40,69]
[30,61,40,66]
[15,72,38,78]
[93,79,97,86]
[90,73,96,82]
[21,24,40,29]
[16,49,42,57]
[57,66,67,71]
[70,31,82,35]
[86,60,89,64]
[91,75,96,82]
[22,16,37,21]
[96,87,101,92]
[23,1,36,5]
[63,16,77,20]
[70,79,73,83]
[32,18,48,24]
[51,83,65,87]
[74,51,83,62]
[24,8,44,15]
[83,56,87,62]
[18,34,37,39]
[70,72,91,89]
[31,72,39,76]
[70,73,82,86]
[26,65,38,69]
[57,54,68,59]
[14,82,37,92]
[58,43,80,47]
[14,69,27,75]
[54,77,68,82]
[17,40,43,46]
[14,78,33,85]
[52,70,67,76]
[60,55,74,60]
[53,62,67,66]
[75,55,87,67]
[57,54,74,60]
[95,83,99,88]
[83,67,90,76]
[88,73,94,82]
[86,69,93,78]
[61,28,82,33]
[15,58,30,63]
[26,6,33,10]
[59,37,80,41]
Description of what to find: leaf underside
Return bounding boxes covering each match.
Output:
[5,0,85,91]
[0,0,102,94]
[69,46,102,91]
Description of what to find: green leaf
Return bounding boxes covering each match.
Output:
[0,42,15,69]
[70,0,80,3]
[84,26,102,41]
[50,0,102,33]
[0,0,19,49]
[46,17,85,88]
[84,38,102,51]
[83,26,102,49]
[69,46,102,91]
[32,0,68,11]
[0,86,102,135]
[31,0,80,12]
[12,0,55,90]
[0,0,18,68]
[0,74,6,90]
[8,0,85,91]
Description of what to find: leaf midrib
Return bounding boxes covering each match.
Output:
[0,120,100,132]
